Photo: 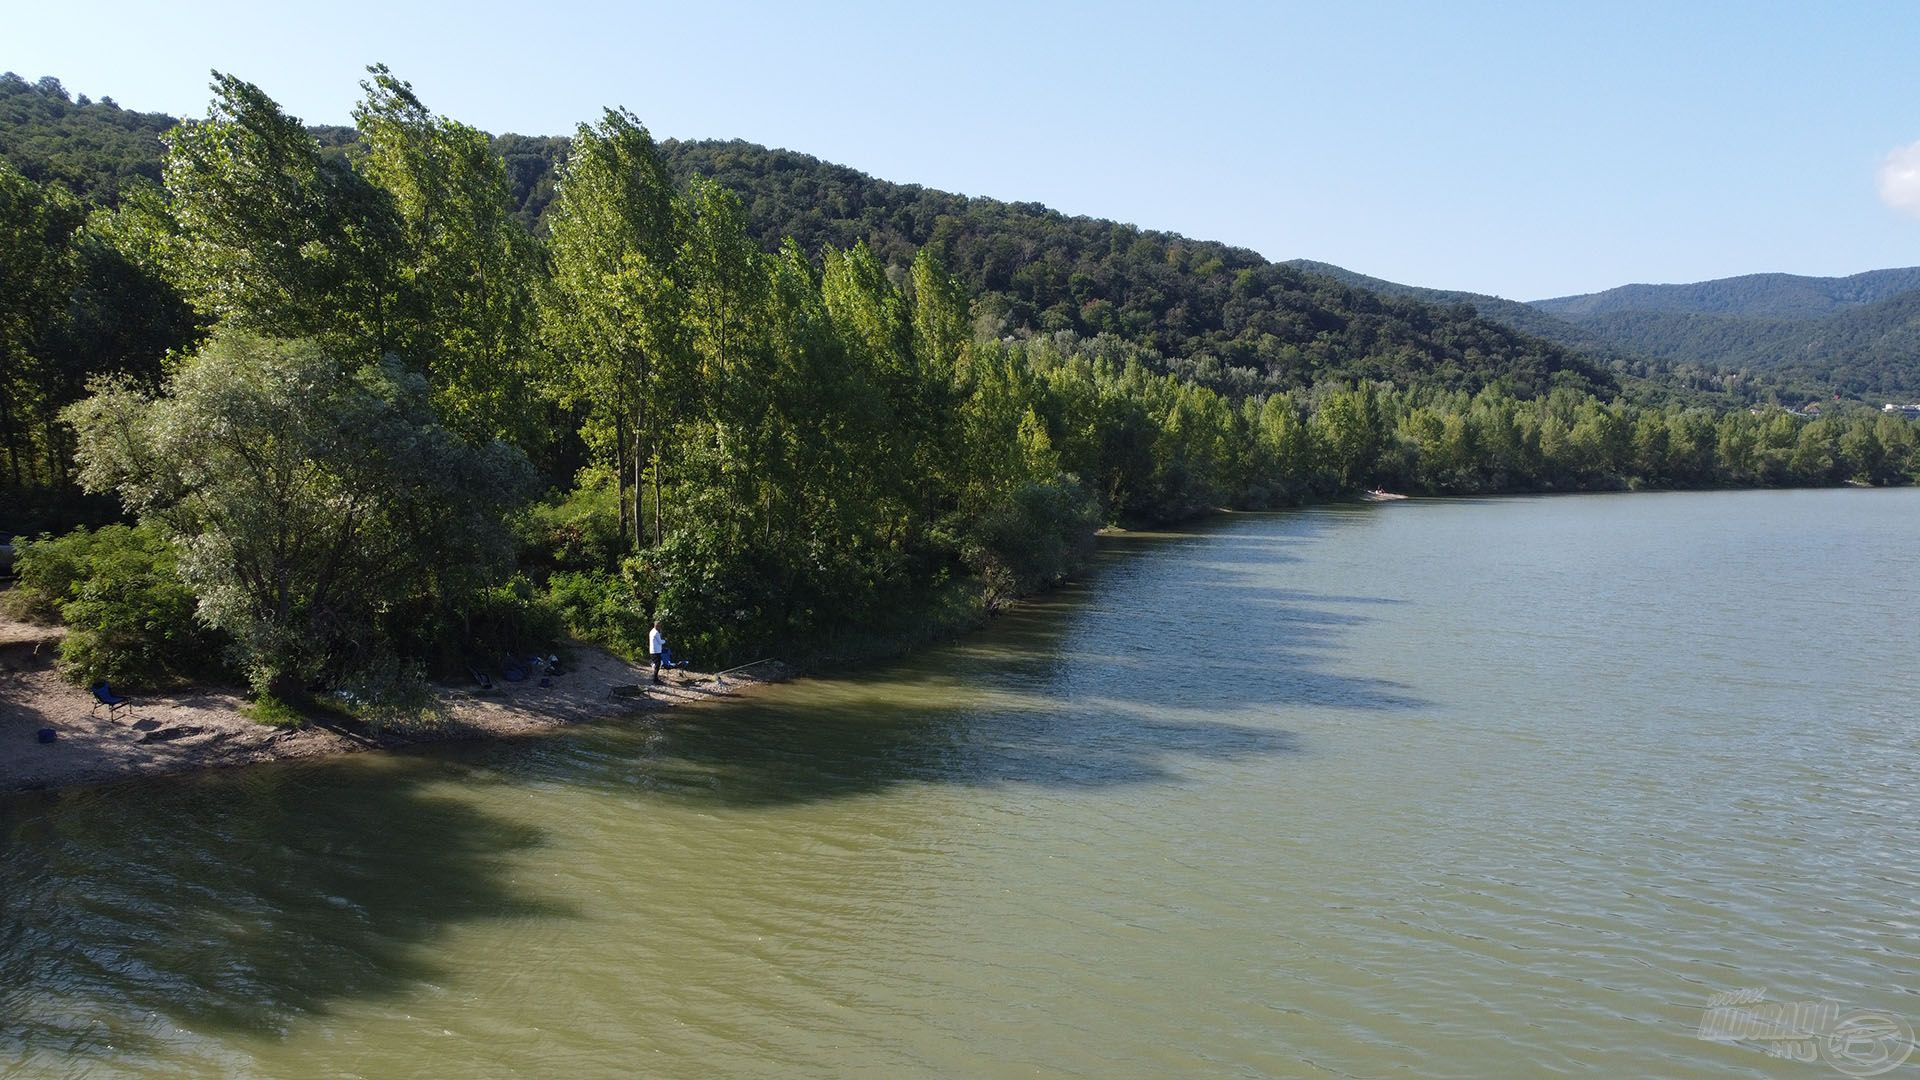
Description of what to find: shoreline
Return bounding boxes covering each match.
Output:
[5,483,1906,797]
[0,614,788,797]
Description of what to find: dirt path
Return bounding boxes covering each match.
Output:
[0,615,782,794]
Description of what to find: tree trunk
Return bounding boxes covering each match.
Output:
[0,394,22,488]
[633,426,646,548]
[614,412,631,549]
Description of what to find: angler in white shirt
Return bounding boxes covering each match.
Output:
[648,622,667,685]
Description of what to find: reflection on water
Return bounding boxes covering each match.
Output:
[3,489,1917,1077]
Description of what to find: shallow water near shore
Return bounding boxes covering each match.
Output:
[4,487,1918,1077]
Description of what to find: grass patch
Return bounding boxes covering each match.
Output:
[243,695,307,728]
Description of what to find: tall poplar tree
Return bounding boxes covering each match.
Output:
[541,108,684,548]
[353,65,541,443]
[160,72,403,356]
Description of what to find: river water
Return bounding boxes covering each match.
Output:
[3,488,1917,1078]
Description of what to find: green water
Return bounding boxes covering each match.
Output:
[4,488,1918,1077]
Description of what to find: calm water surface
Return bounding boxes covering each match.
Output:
[4,488,1918,1077]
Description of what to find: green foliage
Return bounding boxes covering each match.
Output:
[960,474,1102,599]
[546,568,649,657]
[5,527,92,622]
[539,107,685,549]
[241,694,306,728]
[64,330,536,696]
[9,523,220,687]
[519,470,625,572]
[159,73,403,356]
[0,161,200,494]
[0,73,174,204]
[6,69,1915,692]
[352,65,543,443]
[461,573,564,660]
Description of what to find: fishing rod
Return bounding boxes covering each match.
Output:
[710,657,779,683]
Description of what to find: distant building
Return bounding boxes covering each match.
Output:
[1882,403,1920,417]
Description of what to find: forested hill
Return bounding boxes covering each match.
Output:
[505,136,1618,398]
[1283,257,1920,401]
[1557,291,1920,398]
[0,74,174,203]
[0,72,1617,401]
[1275,259,1780,403]
[1534,267,1920,321]
[1280,259,1621,356]
[1526,268,1920,398]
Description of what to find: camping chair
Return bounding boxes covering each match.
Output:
[90,682,133,720]
[469,667,496,691]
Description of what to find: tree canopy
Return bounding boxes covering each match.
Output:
[65,330,534,697]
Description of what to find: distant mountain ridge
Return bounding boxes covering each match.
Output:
[1534,267,1920,321]
[1287,259,1920,399]
[1531,267,1920,398]
[1565,289,1920,397]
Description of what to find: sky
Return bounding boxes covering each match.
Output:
[8,0,1919,299]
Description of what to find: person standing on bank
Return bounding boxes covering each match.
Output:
[648,621,667,685]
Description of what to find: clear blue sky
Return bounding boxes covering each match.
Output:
[9,0,1918,299]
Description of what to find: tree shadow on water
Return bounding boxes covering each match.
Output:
[596,510,1436,806]
[547,574,1424,809]
[586,694,1306,810]
[0,758,565,1065]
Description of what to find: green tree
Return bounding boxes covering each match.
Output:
[160,72,404,358]
[64,331,534,698]
[1311,382,1386,491]
[0,162,84,487]
[541,108,684,549]
[352,65,541,442]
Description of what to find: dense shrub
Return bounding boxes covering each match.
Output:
[961,474,1102,599]
[463,573,565,660]
[547,568,650,658]
[518,470,624,573]
[7,524,222,688]
[636,533,795,665]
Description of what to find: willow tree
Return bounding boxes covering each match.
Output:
[63,331,534,699]
[541,108,683,548]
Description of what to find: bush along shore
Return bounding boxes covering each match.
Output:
[2,68,1915,761]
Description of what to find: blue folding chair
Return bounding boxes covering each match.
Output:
[90,682,133,720]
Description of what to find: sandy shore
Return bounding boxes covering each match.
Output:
[0,614,783,795]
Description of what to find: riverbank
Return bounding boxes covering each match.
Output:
[0,614,787,795]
